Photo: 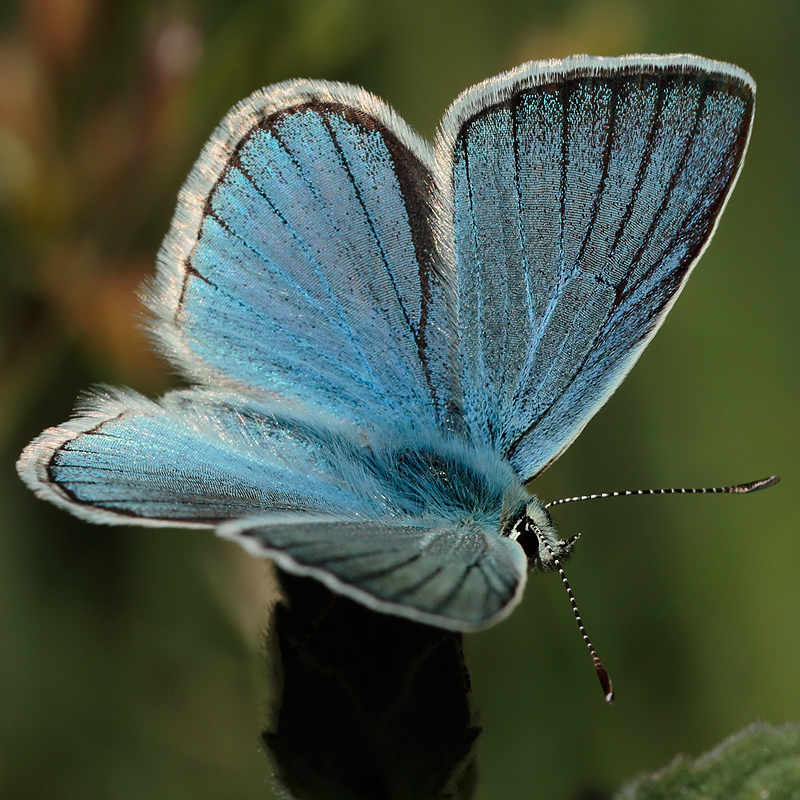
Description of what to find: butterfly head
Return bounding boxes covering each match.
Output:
[503,499,579,573]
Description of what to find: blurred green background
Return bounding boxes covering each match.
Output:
[0,0,797,797]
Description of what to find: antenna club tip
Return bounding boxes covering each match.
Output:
[737,475,780,493]
[595,663,614,704]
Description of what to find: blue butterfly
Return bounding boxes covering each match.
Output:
[18,54,760,653]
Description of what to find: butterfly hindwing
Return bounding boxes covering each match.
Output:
[17,388,389,527]
[18,383,529,629]
[149,80,456,433]
[221,515,528,630]
[439,55,755,481]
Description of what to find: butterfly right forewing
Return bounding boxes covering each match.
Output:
[438,55,755,482]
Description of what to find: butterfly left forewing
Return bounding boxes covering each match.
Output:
[149,80,456,433]
[437,54,755,481]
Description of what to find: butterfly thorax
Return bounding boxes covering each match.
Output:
[369,439,577,571]
[365,436,526,520]
[502,500,578,573]
[381,444,514,513]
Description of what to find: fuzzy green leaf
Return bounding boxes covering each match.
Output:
[616,723,800,800]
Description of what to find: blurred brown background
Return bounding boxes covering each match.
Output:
[0,0,798,797]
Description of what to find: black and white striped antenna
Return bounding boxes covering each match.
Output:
[544,475,779,704]
[545,475,779,510]
[539,536,615,703]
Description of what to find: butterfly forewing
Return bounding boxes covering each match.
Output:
[149,81,456,433]
[441,55,755,482]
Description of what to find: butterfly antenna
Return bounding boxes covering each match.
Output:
[539,539,614,704]
[544,475,779,509]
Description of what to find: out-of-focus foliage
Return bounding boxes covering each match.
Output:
[616,723,800,800]
[1,0,798,798]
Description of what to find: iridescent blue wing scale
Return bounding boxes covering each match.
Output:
[148,80,456,433]
[220,515,527,631]
[437,55,755,481]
